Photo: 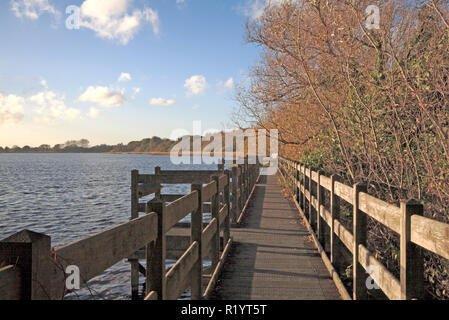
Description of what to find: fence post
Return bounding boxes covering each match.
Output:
[130,169,140,299]
[400,200,424,300]
[232,166,239,223]
[317,170,324,244]
[240,165,245,208]
[330,175,341,265]
[146,201,165,300]
[295,163,300,203]
[211,176,220,271]
[0,230,52,300]
[223,171,231,244]
[353,182,368,300]
[191,184,203,300]
[301,165,306,211]
[303,166,309,214]
[245,162,249,200]
[308,167,313,226]
[154,167,162,201]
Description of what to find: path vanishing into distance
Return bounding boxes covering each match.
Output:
[212,174,341,300]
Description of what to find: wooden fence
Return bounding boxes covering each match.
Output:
[279,157,449,300]
[0,161,259,300]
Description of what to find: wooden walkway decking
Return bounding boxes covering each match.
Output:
[212,174,341,300]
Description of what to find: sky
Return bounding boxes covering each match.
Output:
[0,0,267,147]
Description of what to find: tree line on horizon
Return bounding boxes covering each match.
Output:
[0,137,178,153]
[233,0,449,299]
[0,132,261,154]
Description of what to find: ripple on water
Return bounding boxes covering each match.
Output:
[0,153,219,299]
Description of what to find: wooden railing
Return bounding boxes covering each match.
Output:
[279,157,449,300]
[0,161,260,300]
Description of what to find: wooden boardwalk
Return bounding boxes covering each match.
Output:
[212,174,341,300]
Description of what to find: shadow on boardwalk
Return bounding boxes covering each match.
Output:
[211,174,341,300]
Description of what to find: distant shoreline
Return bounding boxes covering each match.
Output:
[0,151,248,157]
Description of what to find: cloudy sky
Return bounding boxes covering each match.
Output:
[0,0,268,147]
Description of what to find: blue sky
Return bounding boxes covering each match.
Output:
[0,0,264,147]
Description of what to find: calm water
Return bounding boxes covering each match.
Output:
[0,153,219,299]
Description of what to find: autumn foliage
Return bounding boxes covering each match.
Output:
[235,0,449,299]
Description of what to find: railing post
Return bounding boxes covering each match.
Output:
[295,163,300,203]
[146,201,165,300]
[240,165,245,207]
[330,175,341,265]
[353,182,368,300]
[303,166,309,212]
[191,184,203,300]
[245,162,249,200]
[400,200,424,300]
[301,165,306,211]
[211,176,220,270]
[232,166,239,222]
[317,170,324,244]
[223,171,231,244]
[308,167,313,226]
[130,169,140,299]
[0,230,52,300]
[154,166,162,201]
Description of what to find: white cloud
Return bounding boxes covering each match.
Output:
[224,77,234,88]
[241,0,291,21]
[87,107,100,119]
[149,98,176,106]
[133,87,141,94]
[79,86,126,107]
[40,79,48,89]
[184,75,207,97]
[192,104,199,110]
[218,77,234,93]
[0,93,25,125]
[29,91,81,123]
[118,72,132,82]
[11,0,59,20]
[79,0,160,45]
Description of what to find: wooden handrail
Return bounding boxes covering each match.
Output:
[278,156,449,300]
[0,161,260,300]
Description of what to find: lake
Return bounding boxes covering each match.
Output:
[0,153,220,299]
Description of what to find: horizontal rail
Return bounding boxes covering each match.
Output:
[165,241,199,300]
[202,218,218,256]
[164,191,199,232]
[138,183,161,198]
[56,212,158,286]
[218,204,229,228]
[410,215,449,260]
[140,170,221,185]
[218,174,228,191]
[144,291,158,301]
[358,192,401,234]
[202,181,218,202]
[358,244,401,300]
